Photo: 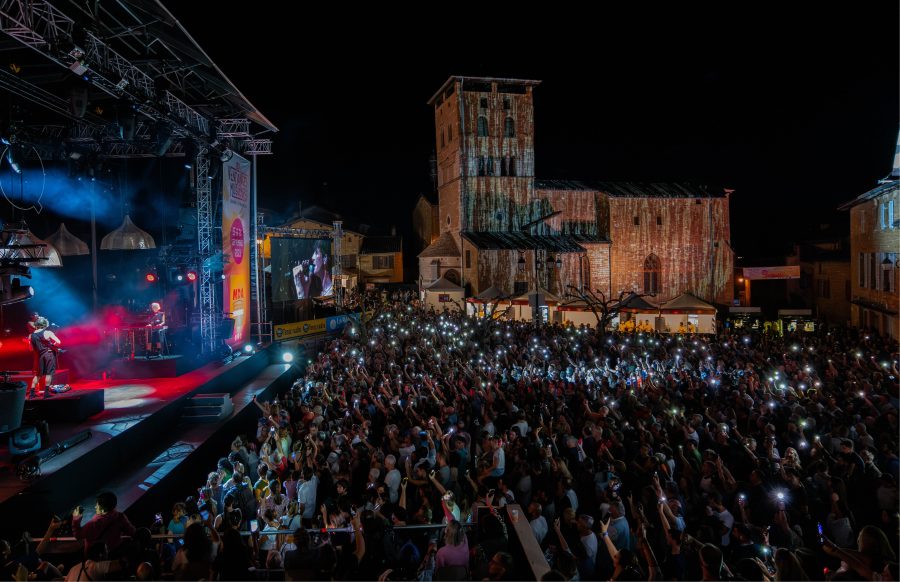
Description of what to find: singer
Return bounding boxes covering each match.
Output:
[29,317,61,399]
[291,241,332,299]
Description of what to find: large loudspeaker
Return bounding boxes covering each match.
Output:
[69,86,89,118]
[218,318,235,340]
[0,381,27,434]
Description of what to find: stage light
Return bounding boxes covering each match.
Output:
[176,274,183,281]
[244,344,254,353]
[5,147,21,174]
[282,352,294,363]
[145,272,157,283]
[0,282,34,307]
[186,271,197,282]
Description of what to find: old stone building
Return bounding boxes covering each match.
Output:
[419,76,734,306]
[839,130,899,339]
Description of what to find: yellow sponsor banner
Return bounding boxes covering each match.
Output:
[274,318,328,341]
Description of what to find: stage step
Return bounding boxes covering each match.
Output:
[181,393,233,423]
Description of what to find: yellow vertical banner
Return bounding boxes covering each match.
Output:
[223,153,251,347]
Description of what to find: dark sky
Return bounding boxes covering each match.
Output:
[170,5,898,258]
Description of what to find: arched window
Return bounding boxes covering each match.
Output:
[643,254,661,296]
[509,156,517,177]
[487,156,494,176]
[477,116,488,137]
[500,157,508,177]
[504,117,515,137]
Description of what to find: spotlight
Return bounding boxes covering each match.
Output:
[176,274,183,281]
[5,147,21,174]
[145,272,157,283]
[282,352,294,363]
[0,281,34,306]
[186,270,197,282]
[244,344,254,353]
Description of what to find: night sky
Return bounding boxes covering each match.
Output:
[171,5,898,259]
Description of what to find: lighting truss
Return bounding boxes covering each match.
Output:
[241,139,273,155]
[195,147,217,354]
[216,119,251,138]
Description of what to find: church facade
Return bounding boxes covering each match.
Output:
[418,76,734,307]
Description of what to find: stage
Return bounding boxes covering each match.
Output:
[0,347,299,539]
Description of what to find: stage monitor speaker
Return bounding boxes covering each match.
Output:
[10,425,41,456]
[0,381,27,434]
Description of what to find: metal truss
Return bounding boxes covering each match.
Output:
[0,0,273,351]
[216,119,251,138]
[332,221,343,308]
[162,92,209,137]
[261,227,333,238]
[0,0,208,141]
[241,140,273,155]
[195,148,217,354]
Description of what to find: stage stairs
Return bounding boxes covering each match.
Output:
[181,393,233,423]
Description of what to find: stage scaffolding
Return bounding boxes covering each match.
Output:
[256,222,347,341]
[0,0,277,354]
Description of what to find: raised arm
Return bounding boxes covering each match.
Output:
[599,518,619,561]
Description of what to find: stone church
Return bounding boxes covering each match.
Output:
[417,76,734,306]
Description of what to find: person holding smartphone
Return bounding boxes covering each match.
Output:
[72,491,136,554]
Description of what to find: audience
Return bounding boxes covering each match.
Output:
[3,290,899,580]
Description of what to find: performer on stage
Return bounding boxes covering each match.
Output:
[145,302,166,358]
[29,316,61,399]
[292,241,332,299]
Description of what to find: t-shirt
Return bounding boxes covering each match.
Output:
[297,477,318,519]
[435,537,469,569]
[491,448,505,477]
[531,516,548,544]
[608,516,632,551]
[385,468,402,503]
[580,532,598,576]
[168,515,188,536]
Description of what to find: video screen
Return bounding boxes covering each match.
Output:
[270,238,333,302]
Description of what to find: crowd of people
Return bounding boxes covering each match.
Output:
[3,292,898,581]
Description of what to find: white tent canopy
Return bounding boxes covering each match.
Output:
[658,292,717,333]
[423,276,464,312]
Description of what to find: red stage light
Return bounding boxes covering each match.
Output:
[145,273,157,283]
[186,271,197,282]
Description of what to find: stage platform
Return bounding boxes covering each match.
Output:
[109,354,197,379]
[0,348,298,539]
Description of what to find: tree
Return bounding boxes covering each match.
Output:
[563,285,652,335]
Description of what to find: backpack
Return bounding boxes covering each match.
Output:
[227,481,257,526]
